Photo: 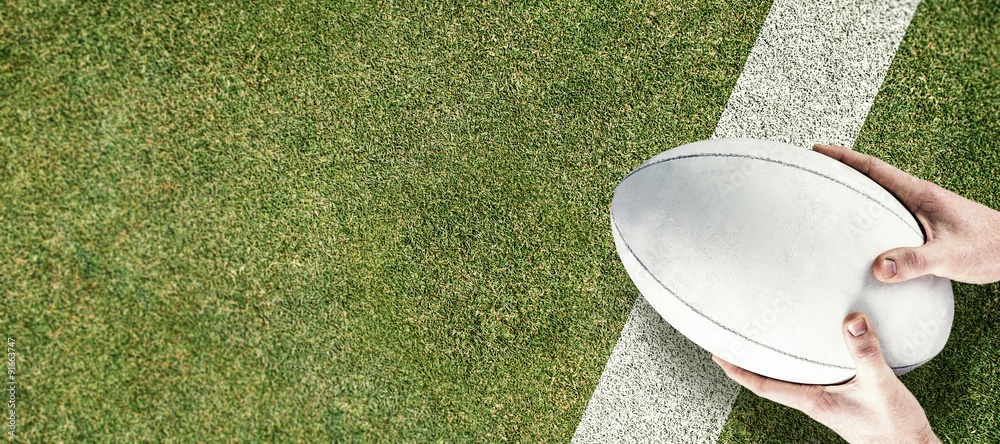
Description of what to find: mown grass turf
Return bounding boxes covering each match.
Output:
[0,0,770,440]
[718,0,1000,442]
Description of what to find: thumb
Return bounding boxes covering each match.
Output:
[842,313,894,382]
[873,241,946,283]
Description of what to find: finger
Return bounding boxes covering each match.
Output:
[841,313,894,383]
[811,144,928,215]
[712,355,820,412]
[873,241,948,283]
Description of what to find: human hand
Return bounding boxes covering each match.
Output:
[713,313,940,444]
[812,144,1000,284]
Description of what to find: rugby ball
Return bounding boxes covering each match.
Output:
[610,138,954,384]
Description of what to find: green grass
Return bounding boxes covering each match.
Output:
[6,0,996,441]
[0,0,771,441]
[718,0,1000,442]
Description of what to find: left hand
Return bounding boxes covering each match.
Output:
[713,312,940,444]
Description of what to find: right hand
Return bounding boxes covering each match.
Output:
[813,144,1000,284]
[715,313,940,444]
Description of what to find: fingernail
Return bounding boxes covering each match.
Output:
[848,319,868,337]
[884,258,898,278]
[711,355,721,365]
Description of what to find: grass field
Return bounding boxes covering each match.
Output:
[1,0,770,441]
[1,0,996,442]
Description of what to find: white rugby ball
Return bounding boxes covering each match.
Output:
[610,138,954,384]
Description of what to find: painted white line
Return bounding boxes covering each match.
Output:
[714,0,921,148]
[573,1,920,442]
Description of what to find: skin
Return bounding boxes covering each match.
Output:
[714,144,1000,443]
[813,144,1000,285]
[714,314,938,444]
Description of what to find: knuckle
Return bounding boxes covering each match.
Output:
[913,181,944,213]
[902,248,928,272]
[804,389,838,419]
[854,341,882,362]
[747,378,767,396]
[863,156,879,175]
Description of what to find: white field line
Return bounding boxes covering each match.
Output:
[572,1,920,442]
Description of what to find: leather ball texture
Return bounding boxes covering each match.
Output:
[610,138,954,384]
